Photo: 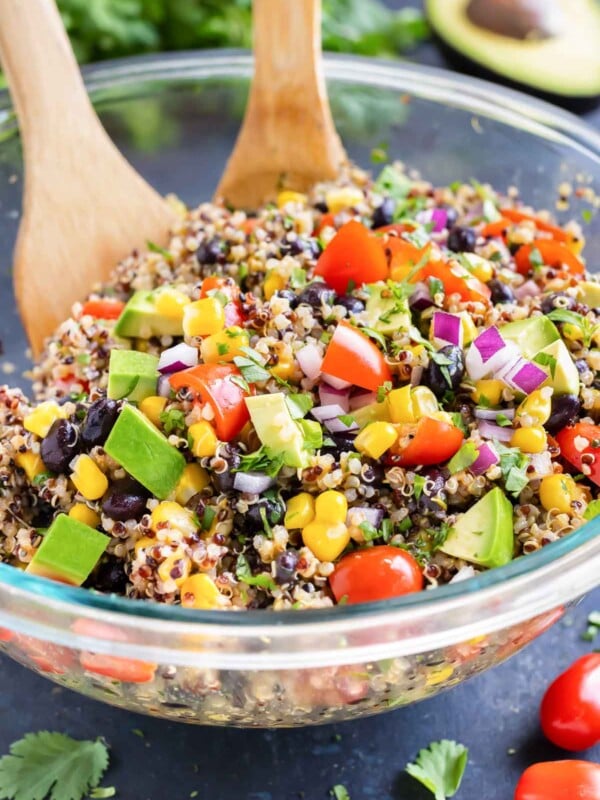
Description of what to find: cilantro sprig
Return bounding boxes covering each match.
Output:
[406,739,468,800]
[548,309,599,348]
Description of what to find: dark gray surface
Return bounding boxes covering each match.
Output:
[0,2,599,798]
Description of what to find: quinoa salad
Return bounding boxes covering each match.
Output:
[1,162,599,612]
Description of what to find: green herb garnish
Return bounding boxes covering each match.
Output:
[405,739,469,800]
[447,442,478,474]
[235,554,276,592]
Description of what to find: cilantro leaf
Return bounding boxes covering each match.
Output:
[360,325,388,351]
[373,165,410,201]
[233,351,271,384]
[330,786,351,800]
[405,740,468,800]
[285,393,314,419]
[495,413,513,427]
[533,352,557,379]
[235,554,276,592]
[160,408,186,435]
[447,442,478,475]
[146,240,172,260]
[413,474,427,500]
[495,443,529,497]
[236,446,285,478]
[0,732,109,800]
[528,247,544,268]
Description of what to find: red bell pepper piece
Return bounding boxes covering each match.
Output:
[387,416,464,467]
[541,654,600,751]
[556,423,600,488]
[500,208,570,243]
[420,260,491,304]
[321,321,391,391]
[80,299,125,320]
[72,619,156,684]
[314,220,388,293]
[514,760,600,800]
[515,239,584,276]
[330,545,423,605]
[200,276,244,327]
[170,364,250,441]
[480,217,510,238]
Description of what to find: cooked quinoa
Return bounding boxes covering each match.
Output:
[1,161,599,610]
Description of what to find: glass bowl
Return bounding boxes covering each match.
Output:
[1,51,600,727]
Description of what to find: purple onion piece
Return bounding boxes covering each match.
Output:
[349,390,377,410]
[477,420,513,443]
[346,506,385,529]
[158,343,198,374]
[233,471,275,494]
[474,326,506,362]
[409,282,434,311]
[471,442,500,474]
[321,372,352,391]
[432,310,463,348]
[430,207,448,232]
[311,403,347,422]
[319,382,350,412]
[324,416,359,434]
[296,343,323,380]
[157,374,173,398]
[474,407,515,421]
[513,280,539,301]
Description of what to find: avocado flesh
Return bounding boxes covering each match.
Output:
[425,0,600,97]
[440,487,514,568]
[104,405,185,499]
[575,281,600,308]
[500,316,559,359]
[114,290,184,339]
[245,393,308,468]
[364,284,411,335]
[537,339,580,395]
[107,349,159,403]
[26,514,109,585]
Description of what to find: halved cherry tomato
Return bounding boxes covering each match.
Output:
[200,276,244,327]
[500,208,570,243]
[556,423,600,488]
[330,545,423,605]
[387,416,464,467]
[315,212,336,235]
[72,619,157,684]
[320,321,391,391]
[541,654,600,751]
[514,760,600,800]
[514,239,584,276]
[80,299,125,320]
[314,220,388,293]
[170,364,250,441]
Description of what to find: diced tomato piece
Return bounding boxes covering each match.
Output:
[388,416,464,467]
[314,220,388,293]
[200,276,244,327]
[79,652,156,684]
[480,218,510,238]
[556,423,600,487]
[420,261,491,303]
[80,299,125,320]
[315,212,336,235]
[330,546,423,605]
[321,321,391,391]
[386,237,429,279]
[514,239,584,276]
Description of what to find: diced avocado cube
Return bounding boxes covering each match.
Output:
[364,283,411,335]
[500,316,559,359]
[575,281,600,309]
[245,392,308,468]
[107,349,159,403]
[440,487,514,569]
[114,289,184,339]
[104,405,185,499]
[352,401,390,429]
[537,339,580,396]
[26,513,108,586]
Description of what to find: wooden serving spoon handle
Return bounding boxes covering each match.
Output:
[0,0,175,357]
[215,0,347,209]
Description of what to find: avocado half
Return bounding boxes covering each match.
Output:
[425,0,600,98]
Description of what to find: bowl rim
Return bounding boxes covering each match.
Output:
[1,49,599,643]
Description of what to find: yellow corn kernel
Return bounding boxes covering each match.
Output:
[68,503,101,528]
[387,386,414,424]
[315,490,348,524]
[151,501,197,537]
[568,235,585,256]
[472,379,504,407]
[264,270,286,301]
[562,322,584,342]
[511,425,547,454]
[139,395,168,427]
[411,386,439,419]
[469,257,493,283]
[23,402,68,439]
[201,326,249,364]
[188,421,218,458]
[157,551,190,587]
[15,452,45,482]
[426,664,454,687]
[270,343,296,381]
[176,463,210,505]
[302,521,350,562]
[516,389,552,426]
[285,493,316,529]
[540,473,578,515]
[354,421,398,459]
[459,312,478,345]
[154,288,191,320]
[325,186,364,214]
[71,455,109,500]
[180,573,223,609]
[277,190,307,209]
[134,536,156,555]
[182,297,226,338]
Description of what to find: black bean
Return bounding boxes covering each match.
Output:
[575,359,590,375]
[102,477,149,521]
[296,282,336,308]
[275,289,299,308]
[447,226,477,253]
[89,555,128,594]
[321,433,358,459]
[282,237,320,259]
[196,236,224,265]
[245,496,286,533]
[336,294,365,315]
[546,394,581,435]
[422,345,465,398]
[372,197,396,229]
[416,468,447,520]
[213,444,241,493]
[541,292,577,315]
[40,419,81,474]
[81,398,119,448]
[314,201,329,213]
[488,279,515,305]
[275,550,299,585]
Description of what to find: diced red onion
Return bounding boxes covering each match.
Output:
[158,343,198,374]
[499,357,547,394]
[319,382,350,412]
[465,326,519,380]
[471,442,500,474]
[474,407,515,421]
[416,207,448,233]
[311,403,347,421]
[321,372,352,391]
[296,343,323,380]
[346,506,385,529]
[410,366,424,386]
[432,311,463,349]
[409,282,434,311]
[157,374,172,398]
[349,390,377,410]
[449,565,476,584]
[513,280,539,301]
[477,420,514,442]
[233,472,275,494]
[324,416,359,433]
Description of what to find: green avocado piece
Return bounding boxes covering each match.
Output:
[107,349,159,403]
[352,401,390,429]
[575,281,600,308]
[245,393,308,468]
[500,316,559,359]
[26,514,108,586]
[114,289,185,339]
[104,405,185,499]
[364,283,411,335]
[425,0,600,98]
[536,339,580,396]
[440,487,514,569]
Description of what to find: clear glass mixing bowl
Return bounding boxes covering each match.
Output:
[0,52,600,727]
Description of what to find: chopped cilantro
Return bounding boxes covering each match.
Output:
[331,786,351,800]
[377,381,393,403]
[76,353,91,366]
[338,414,356,428]
[482,198,501,223]
[397,517,413,532]
[32,471,53,486]
[370,141,389,164]
[447,442,478,474]
[359,520,379,541]
[495,413,513,427]
[360,325,388,350]
[217,342,229,356]
[298,419,323,451]
[413,474,427,500]
[381,518,393,542]
[528,247,544,269]
[285,393,314,419]
[547,308,597,348]
[429,350,453,388]
[235,554,277,591]
[290,268,307,289]
[373,165,410,201]
[230,374,251,394]
[496,442,529,497]
[406,739,469,800]
[533,352,557,379]
[582,208,594,224]
[428,276,444,298]
[201,507,216,531]
[160,408,186,435]
[584,499,600,521]
[233,347,272,384]
[237,446,285,478]
[146,240,172,260]
[429,521,452,552]
[403,227,430,249]
[449,412,469,436]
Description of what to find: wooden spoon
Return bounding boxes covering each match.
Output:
[215,0,347,209]
[0,0,176,357]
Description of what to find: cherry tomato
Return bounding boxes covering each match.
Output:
[387,416,464,467]
[556,423,600,488]
[330,545,423,605]
[321,321,391,391]
[170,363,250,441]
[80,299,125,320]
[200,276,244,327]
[514,760,600,800]
[314,220,388,293]
[541,654,600,751]
[72,619,157,684]
[515,239,584,276]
